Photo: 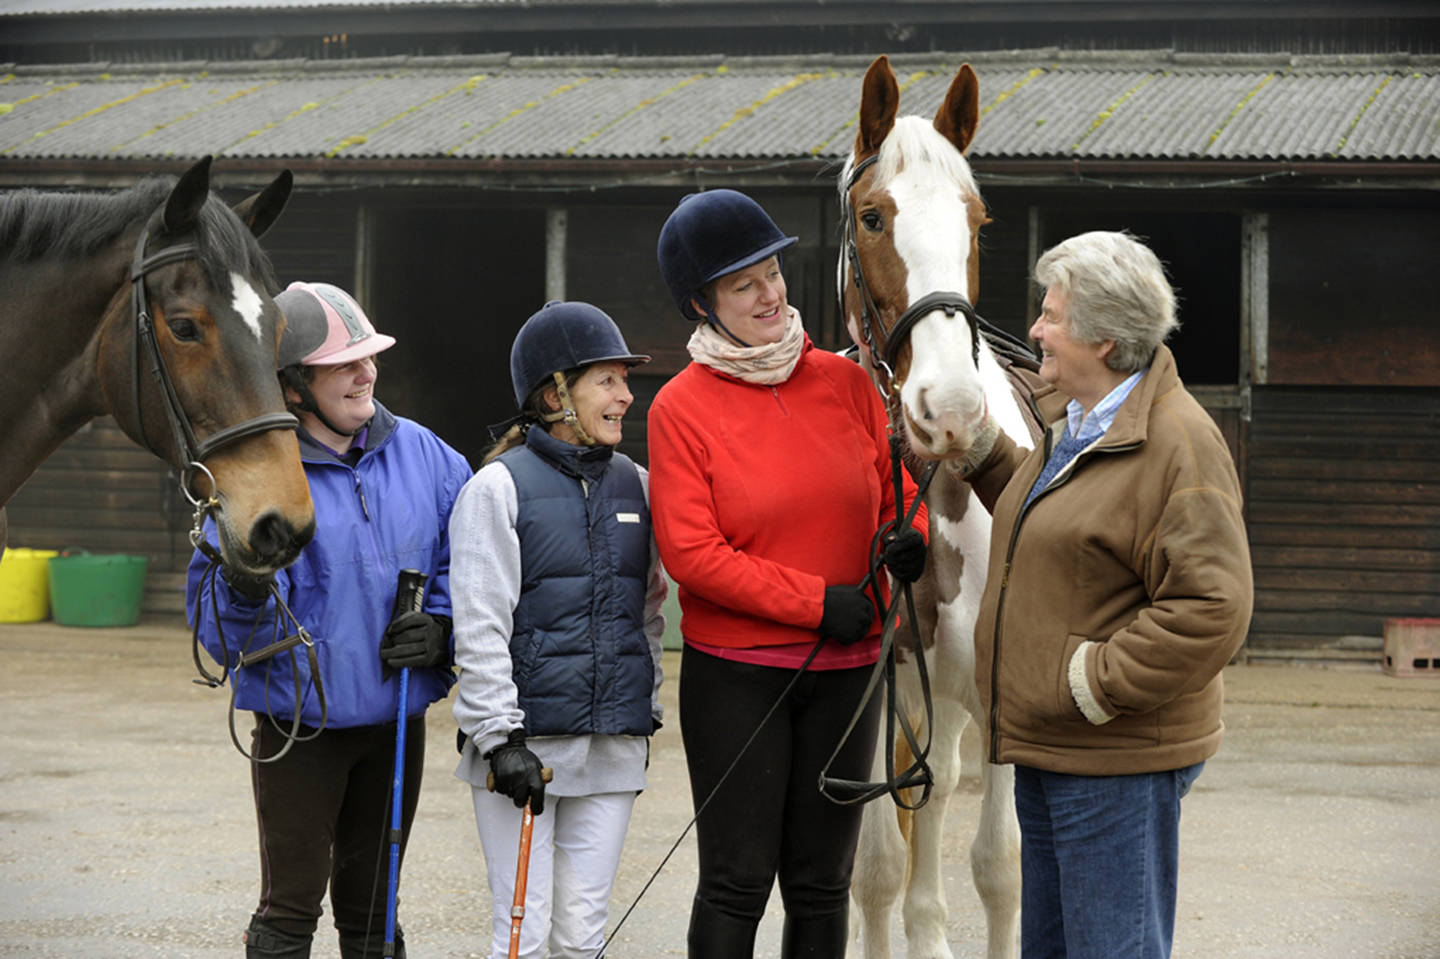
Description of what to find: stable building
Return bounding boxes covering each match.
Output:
[1,2,1437,656]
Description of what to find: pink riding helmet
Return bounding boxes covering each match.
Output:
[274,280,395,368]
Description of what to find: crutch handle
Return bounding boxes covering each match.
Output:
[486,767,554,792]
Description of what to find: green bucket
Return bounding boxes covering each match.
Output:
[48,552,149,627]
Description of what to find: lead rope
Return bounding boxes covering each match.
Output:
[592,435,936,957]
[817,433,939,809]
[592,636,827,958]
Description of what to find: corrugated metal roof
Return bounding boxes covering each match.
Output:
[1,51,1436,166]
[0,0,502,12]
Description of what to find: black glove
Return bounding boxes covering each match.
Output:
[379,611,451,670]
[222,566,274,603]
[487,729,547,815]
[882,527,927,584]
[819,585,875,646]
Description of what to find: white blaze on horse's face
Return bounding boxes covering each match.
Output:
[229,272,265,342]
[885,121,986,459]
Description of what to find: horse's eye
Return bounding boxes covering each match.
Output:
[861,211,884,232]
[167,318,200,342]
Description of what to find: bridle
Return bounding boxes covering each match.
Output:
[129,223,299,523]
[840,153,984,404]
[819,151,988,810]
[129,223,324,762]
[827,152,1042,810]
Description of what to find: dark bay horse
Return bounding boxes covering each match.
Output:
[840,56,1053,959]
[0,157,314,574]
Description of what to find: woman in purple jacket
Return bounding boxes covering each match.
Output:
[188,281,471,959]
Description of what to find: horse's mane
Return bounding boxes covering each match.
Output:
[0,180,167,263]
[0,177,277,292]
[841,115,982,203]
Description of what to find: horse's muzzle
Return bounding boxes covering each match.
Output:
[240,510,315,573]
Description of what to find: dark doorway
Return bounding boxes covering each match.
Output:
[369,206,546,467]
[1041,210,1242,385]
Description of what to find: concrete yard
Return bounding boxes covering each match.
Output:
[1,621,1437,958]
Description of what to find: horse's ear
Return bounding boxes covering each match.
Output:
[162,155,213,234]
[233,169,294,239]
[856,55,900,157]
[934,63,980,154]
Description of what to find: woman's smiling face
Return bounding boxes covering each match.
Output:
[548,360,634,448]
[704,256,788,346]
[304,357,378,439]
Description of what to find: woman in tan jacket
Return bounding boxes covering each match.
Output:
[960,231,1253,959]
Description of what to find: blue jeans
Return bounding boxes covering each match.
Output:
[1014,762,1204,959]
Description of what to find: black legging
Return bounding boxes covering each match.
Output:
[680,643,881,951]
[248,713,426,946]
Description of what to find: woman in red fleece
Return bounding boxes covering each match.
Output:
[649,189,929,958]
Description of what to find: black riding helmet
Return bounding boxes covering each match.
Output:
[508,300,649,446]
[656,189,799,327]
[274,281,394,438]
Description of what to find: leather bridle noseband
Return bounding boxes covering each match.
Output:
[841,153,984,402]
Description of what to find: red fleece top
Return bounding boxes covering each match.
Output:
[647,338,928,670]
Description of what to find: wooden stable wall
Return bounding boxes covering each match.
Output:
[4,419,192,618]
[1243,388,1440,649]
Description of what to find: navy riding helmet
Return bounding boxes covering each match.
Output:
[657,189,799,322]
[509,300,650,410]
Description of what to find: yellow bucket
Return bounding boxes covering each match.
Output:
[0,547,61,622]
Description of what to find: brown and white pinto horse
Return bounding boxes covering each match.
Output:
[840,56,1042,959]
[0,157,314,574]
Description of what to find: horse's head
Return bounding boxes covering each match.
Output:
[841,56,994,461]
[98,157,315,574]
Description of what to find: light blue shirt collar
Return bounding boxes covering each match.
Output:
[1065,368,1146,444]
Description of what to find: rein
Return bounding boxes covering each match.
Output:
[822,152,982,811]
[833,154,1044,808]
[190,558,328,764]
[128,224,322,760]
[817,435,940,809]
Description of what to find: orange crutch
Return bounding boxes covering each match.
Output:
[488,767,553,959]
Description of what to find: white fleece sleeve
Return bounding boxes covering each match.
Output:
[1069,641,1116,726]
[449,462,527,758]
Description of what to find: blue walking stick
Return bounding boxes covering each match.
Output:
[385,569,427,959]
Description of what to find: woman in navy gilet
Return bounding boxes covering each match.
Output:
[450,301,667,959]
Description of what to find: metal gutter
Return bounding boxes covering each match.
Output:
[1,155,1437,191]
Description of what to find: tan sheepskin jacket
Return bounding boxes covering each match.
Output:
[968,345,1253,775]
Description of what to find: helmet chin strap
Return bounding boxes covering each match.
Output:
[697,299,752,348]
[708,318,752,348]
[542,370,597,447]
[281,366,360,440]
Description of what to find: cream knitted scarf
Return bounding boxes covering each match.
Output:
[686,306,805,385]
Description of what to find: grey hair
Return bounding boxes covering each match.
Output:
[1033,230,1178,373]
